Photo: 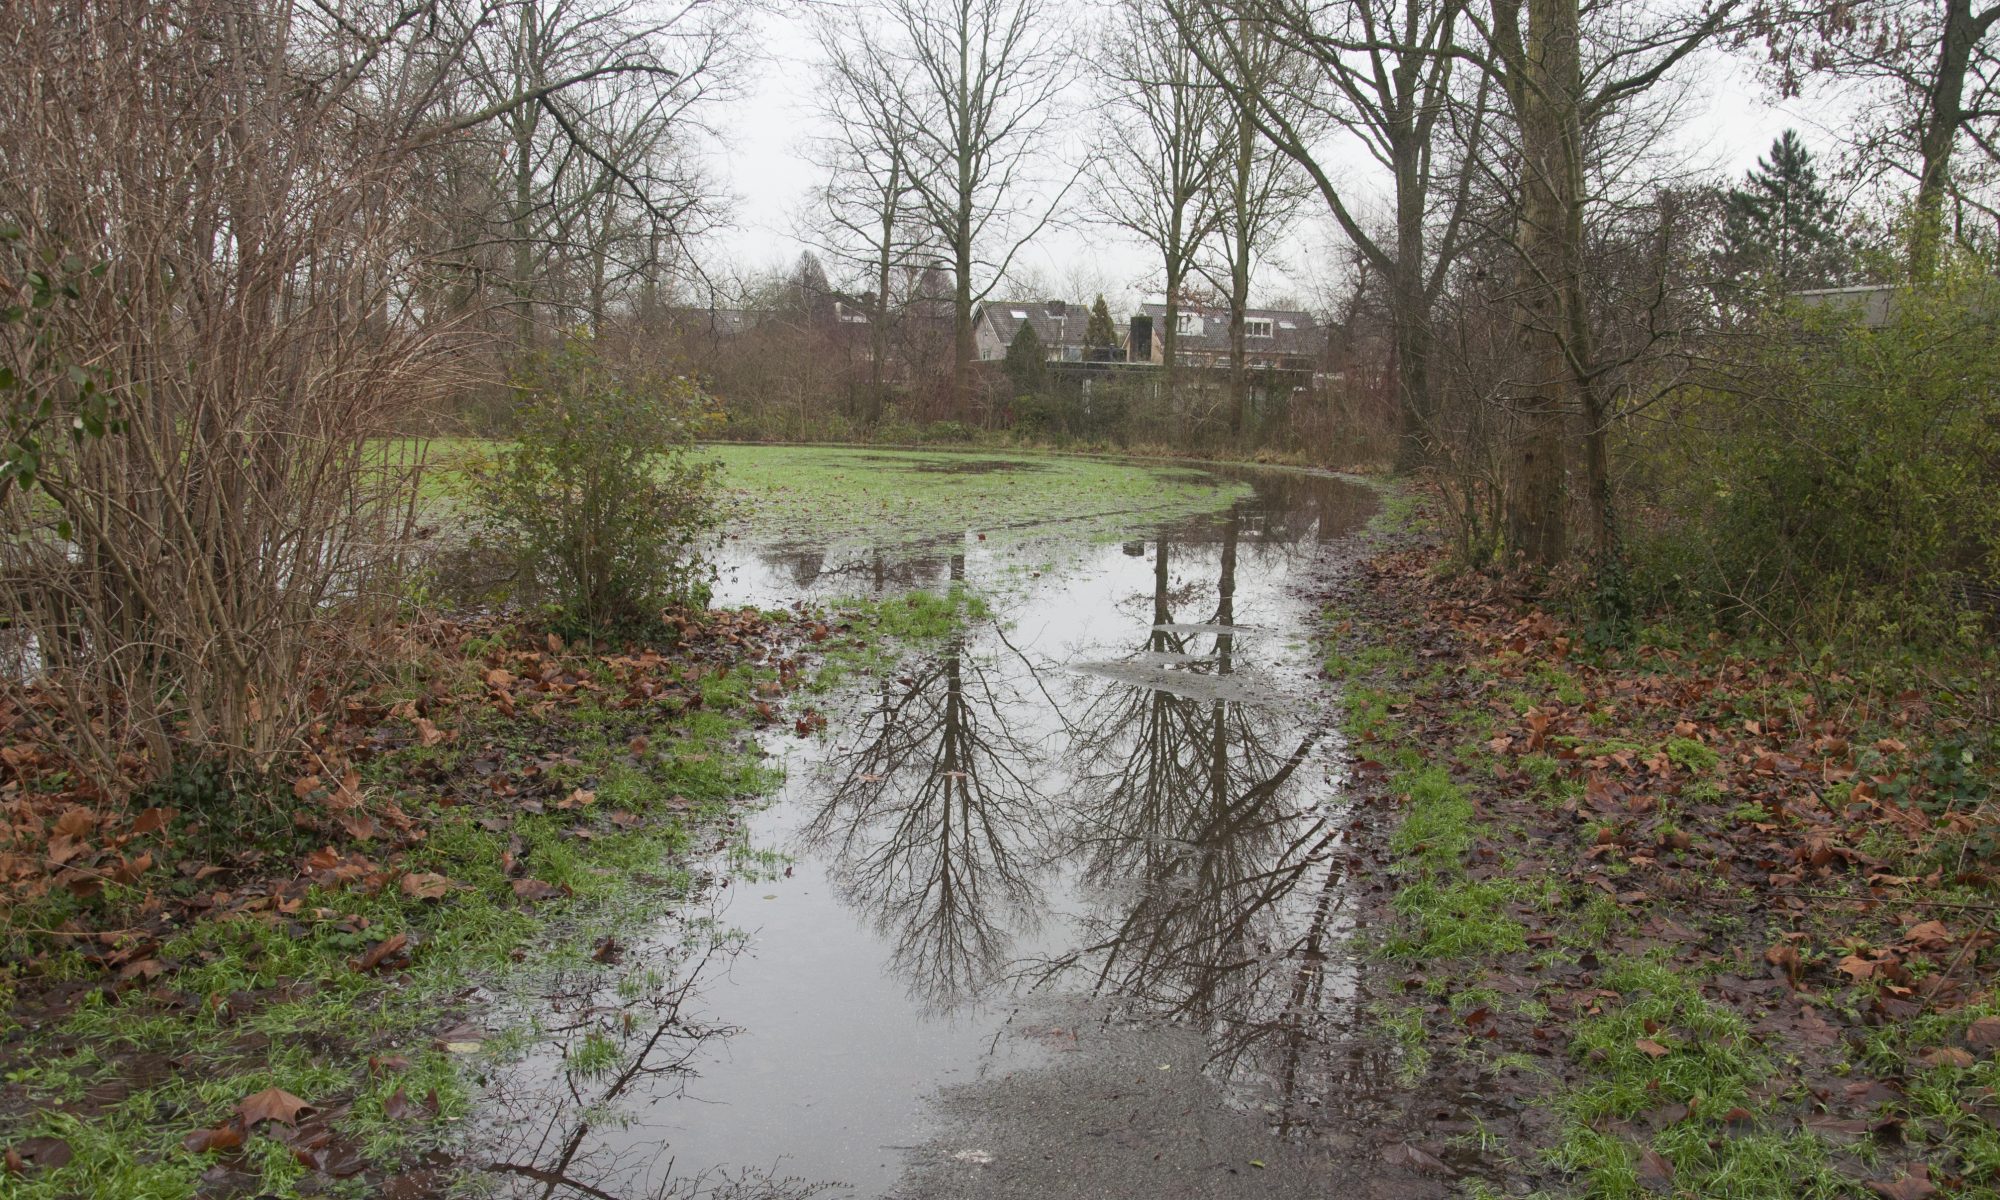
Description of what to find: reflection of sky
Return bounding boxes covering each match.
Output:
[483,468,1379,1198]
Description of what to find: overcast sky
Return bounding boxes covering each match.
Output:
[689,5,1843,315]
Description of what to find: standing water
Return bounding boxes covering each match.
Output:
[473,462,1393,1199]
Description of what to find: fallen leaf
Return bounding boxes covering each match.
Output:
[238,1087,312,1127]
[433,1022,485,1054]
[1381,1142,1447,1173]
[383,1087,425,1121]
[1904,921,1952,951]
[182,1119,245,1153]
[1869,1165,1938,1200]
[1919,1046,1973,1070]
[511,878,565,903]
[1636,1146,1675,1191]
[350,932,409,973]
[7,1137,72,1171]
[1967,1016,2000,1050]
[399,872,452,900]
[1635,1038,1671,1059]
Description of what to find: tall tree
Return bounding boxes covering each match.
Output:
[1762,0,2000,275]
[1200,9,1313,441]
[1091,0,1229,405]
[1722,130,1848,292]
[809,13,929,423]
[1085,295,1119,350]
[1175,0,1479,468]
[1477,0,1741,565]
[874,0,1075,409]
[1003,321,1048,397]
[461,0,739,359]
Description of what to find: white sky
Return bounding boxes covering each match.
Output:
[692,6,1841,314]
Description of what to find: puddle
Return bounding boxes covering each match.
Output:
[476,466,1385,1198]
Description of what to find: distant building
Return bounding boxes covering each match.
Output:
[1791,284,1897,328]
[971,299,1120,363]
[1134,303,1322,371]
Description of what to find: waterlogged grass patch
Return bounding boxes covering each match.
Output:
[707,444,1251,550]
[1386,877,1529,959]
[0,618,794,1199]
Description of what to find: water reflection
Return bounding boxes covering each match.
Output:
[798,555,1050,1010]
[473,466,1381,1196]
[478,930,838,1200]
[1043,508,1357,1128]
[790,471,1377,1119]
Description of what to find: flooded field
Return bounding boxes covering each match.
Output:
[472,453,1414,1199]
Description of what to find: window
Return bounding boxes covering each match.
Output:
[1176,312,1203,335]
[1010,309,1029,319]
[1245,318,1274,338]
[1278,320,1298,330]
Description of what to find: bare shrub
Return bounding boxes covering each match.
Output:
[0,0,455,795]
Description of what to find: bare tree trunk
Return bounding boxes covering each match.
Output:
[1226,106,1253,442]
[1913,0,1991,277]
[1504,0,1581,568]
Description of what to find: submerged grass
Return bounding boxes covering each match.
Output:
[704,444,1251,550]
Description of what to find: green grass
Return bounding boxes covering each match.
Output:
[0,644,785,1199]
[701,444,1252,550]
[1553,960,1856,1199]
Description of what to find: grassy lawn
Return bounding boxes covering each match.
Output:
[404,440,1252,548]
[702,444,1250,549]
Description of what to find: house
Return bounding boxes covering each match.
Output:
[1134,303,1322,371]
[1792,284,1897,327]
[972,299,1119,363]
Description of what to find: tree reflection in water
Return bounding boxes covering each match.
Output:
[787,495,1385,1127]
[1044,504,1373,1130]
[796,554,1050,1011]
[477,928,838,1200]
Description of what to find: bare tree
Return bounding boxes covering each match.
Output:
[459,0,740,358]
[1762,0,2000,272]
[1181,0,1482,467]
[0,0,738,794]
[1473,0,1739,565]
[871,0,1077,408]
[1196,8,1316,441]
[1089,0,1230,407]
[807,12,931,424]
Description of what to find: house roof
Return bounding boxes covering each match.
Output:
[1138,303,1322,358]
[975,299,1101,349]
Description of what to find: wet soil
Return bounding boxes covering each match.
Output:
[471,466,1458,1198]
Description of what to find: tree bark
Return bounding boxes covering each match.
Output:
[1503,0,1582,568]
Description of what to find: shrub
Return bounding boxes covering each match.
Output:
[473,340,719,635]
[1628,258,2000,658]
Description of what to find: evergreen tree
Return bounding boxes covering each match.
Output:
[1003,320,1047,396]
[1084,294,1118,349]
[1723,131,1849,292]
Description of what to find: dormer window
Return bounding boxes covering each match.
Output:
[1177,312,1203,335]
[1245,318,1274,338]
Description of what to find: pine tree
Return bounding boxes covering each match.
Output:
[1084,294,1118,350]
[1723,131,1848,293]
[1003,320,1046,396]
